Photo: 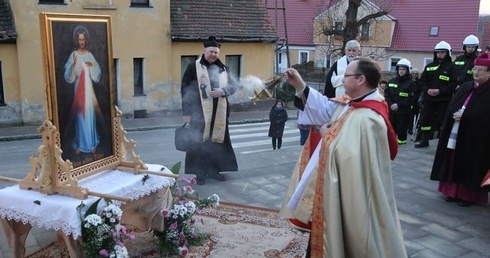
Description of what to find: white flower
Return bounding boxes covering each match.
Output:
[104,204,122,218]
[185,201,196,214]
[209,194,220,204]
[114,245,128,258]
[84,214,102,227]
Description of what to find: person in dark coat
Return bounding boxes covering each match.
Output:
[268,100,288,149]
[180,36,238,185]
[430,52,490,207]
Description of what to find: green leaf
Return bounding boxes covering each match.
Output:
[84,198,102,218]
[170,161,182,175]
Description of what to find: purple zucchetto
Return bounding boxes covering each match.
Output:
[474,52,490,67]
[203,36,221,48]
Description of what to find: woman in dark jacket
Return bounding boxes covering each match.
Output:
[268,100,288,149]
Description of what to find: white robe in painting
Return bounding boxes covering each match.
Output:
[64,50,102,153]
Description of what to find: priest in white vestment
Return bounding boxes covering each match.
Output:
[280,57,407,258]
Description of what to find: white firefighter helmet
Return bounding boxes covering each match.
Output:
[396,58,411,73]
[435,41,452,56]
[463,35,479,46]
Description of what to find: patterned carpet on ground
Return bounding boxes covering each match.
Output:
[27,202,309,258]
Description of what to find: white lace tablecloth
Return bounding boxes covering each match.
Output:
[0,164,175,239]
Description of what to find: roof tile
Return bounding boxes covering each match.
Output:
[171,0,278,42]
[0,0,17,42]
[390,0,480,52]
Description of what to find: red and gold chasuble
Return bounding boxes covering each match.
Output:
[309,100,398,257]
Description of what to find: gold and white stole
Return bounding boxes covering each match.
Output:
[195,59,228,143]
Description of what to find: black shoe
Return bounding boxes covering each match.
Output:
[196,177,205,185]
[444,197,458,202]
[414,140,429,148]
[458,200,473,207]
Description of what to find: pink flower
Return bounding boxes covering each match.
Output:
[190,177,197,184]
[99,249,109,257]
[119,225,127,234]
[181,177,192,184]
[129,234,136,240]
[160,209,170,218]
[169,221,178,230]
[184,186,195,194]
[176,187,183,197]
[178,246,188,256]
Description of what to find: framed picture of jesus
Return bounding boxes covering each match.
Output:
[40,13,118,179]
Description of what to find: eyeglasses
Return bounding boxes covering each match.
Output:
[344,74,361,78]
[472,67,489,72]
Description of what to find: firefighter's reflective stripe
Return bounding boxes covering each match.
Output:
[389,83,398,88]
[399,92,409,97]
[467,69,474,74]
[439,75,449,81]
[426,66,440,71]
[454,61,465,66]
[397,139,408,144]
[421,126,431,131]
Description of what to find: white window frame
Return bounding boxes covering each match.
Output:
[389,57,402,72]
[299,51,309,64]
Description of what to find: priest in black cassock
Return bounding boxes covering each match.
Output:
[180,36,238,185]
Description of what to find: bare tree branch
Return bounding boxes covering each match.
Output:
[357,11,388,25]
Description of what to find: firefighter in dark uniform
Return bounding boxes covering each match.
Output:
[385,58,417,145]
[415,41,457,148]
[454,35,479,88]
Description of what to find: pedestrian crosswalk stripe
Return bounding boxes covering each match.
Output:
[232,136,298,148]
[230,129,297,140]
[229,122,270,128]
[230,125,294,133]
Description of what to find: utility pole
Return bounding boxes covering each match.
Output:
[265,0,290,76]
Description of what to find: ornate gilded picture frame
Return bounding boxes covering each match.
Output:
[40,13,118,178]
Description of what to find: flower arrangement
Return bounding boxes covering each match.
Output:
[77,199,135,258]
[153,162,220,256]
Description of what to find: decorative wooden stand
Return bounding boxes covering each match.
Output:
[0,106,177,201]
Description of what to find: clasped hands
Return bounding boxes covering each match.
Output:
[453,109,463,121]
[209,88,225,98]
[427,89,440,96]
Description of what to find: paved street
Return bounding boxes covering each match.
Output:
[0,109,489,257]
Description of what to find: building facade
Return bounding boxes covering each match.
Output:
[0,0,278,126]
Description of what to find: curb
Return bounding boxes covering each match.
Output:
[0,117,297,142]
